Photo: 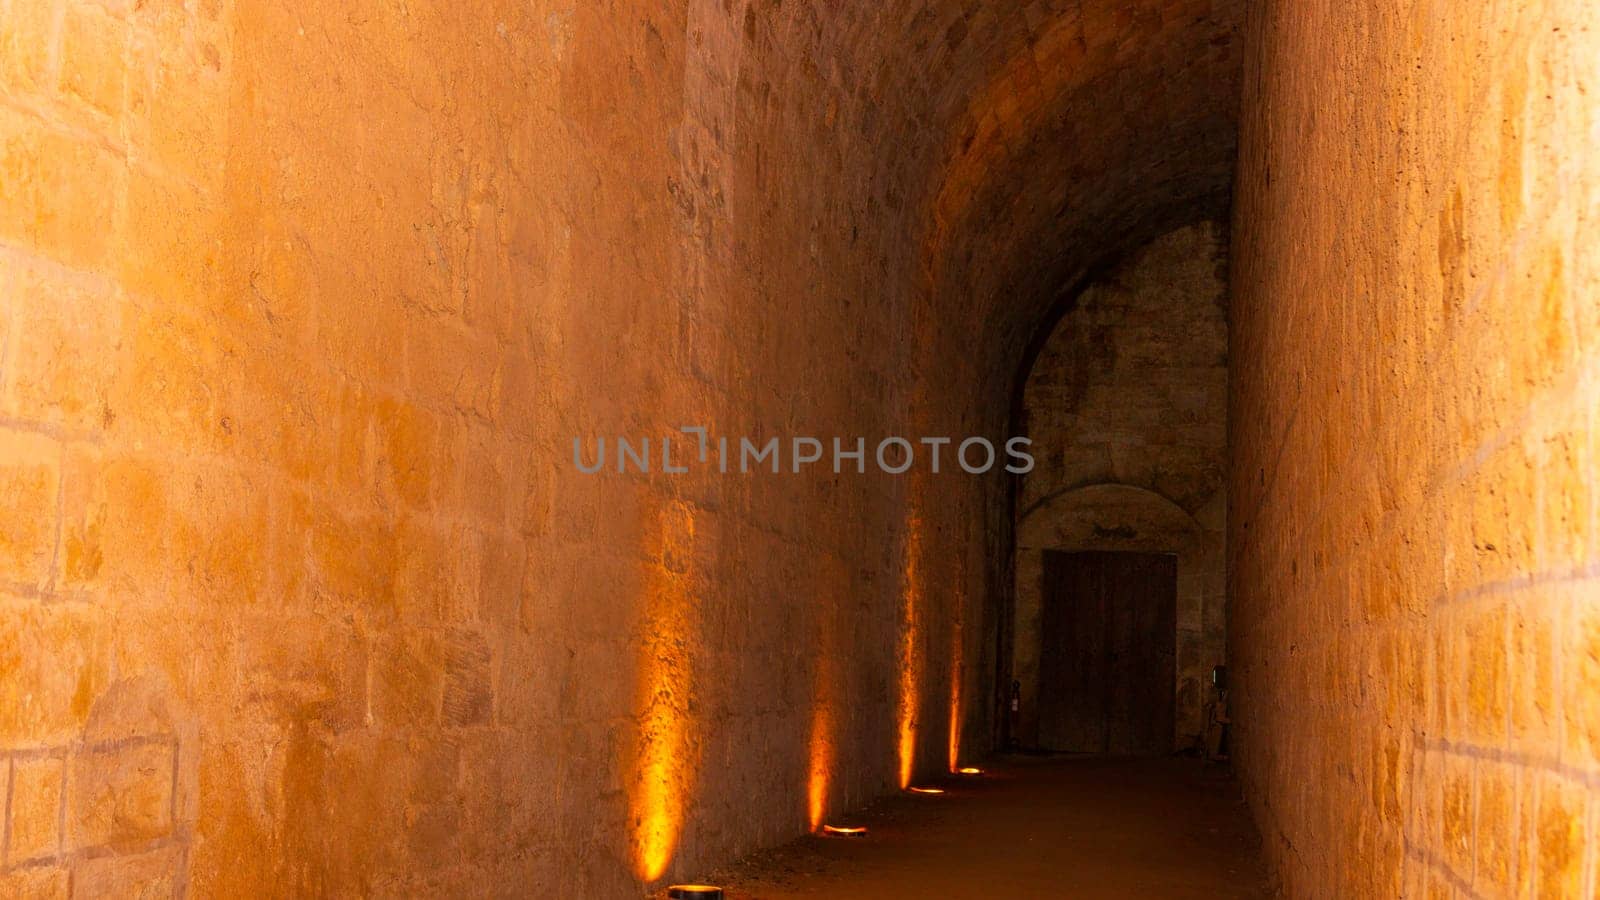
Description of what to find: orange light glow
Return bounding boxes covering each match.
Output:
[631,503,700,883]
[958,767,983,775]
[807,693,833,830]
[807,572,842,832]
[666,887,724,899]
[635,712,685,881]
[822,825,868,837]
[947,584,965,773]
[908,786,945,794]
[897,511,924,789]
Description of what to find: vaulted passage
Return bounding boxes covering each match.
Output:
[0,0,1596,897]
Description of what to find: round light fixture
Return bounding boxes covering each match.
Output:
[907,786,944,794]
[957,767,983,775]
[667,886,724,899]
[821,824,868,837]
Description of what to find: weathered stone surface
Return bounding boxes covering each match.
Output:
[7,754,65,862]
[0,429,58,591]
[68,740,175,849]
[0,866,68,900]
[1229,0,1600,894]
[0,597,108,744]
[71,845,184,900]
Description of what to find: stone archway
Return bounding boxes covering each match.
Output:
[1014,482,1221,750]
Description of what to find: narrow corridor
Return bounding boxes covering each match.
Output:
[716,757,1269,899]
[1,0,1596,895]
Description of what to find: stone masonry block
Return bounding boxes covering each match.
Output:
[0,0,61,98]
[68,739,175,849]
[0,110,120,269]
[0,428,60,589]
[57,2,128,119]
[2,263,122,433]
[7,754,65,862]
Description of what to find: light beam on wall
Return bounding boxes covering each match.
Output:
[631,502,700,883]
[807,561,845,832]
[897,509,924,789]
[948,582,965,772]
[807,673,834,831]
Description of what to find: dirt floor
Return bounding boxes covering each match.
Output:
[701,755,1272,899]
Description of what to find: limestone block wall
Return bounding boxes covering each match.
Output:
[0,0,991,895]
[1013,222,1229,751]
[1229,0,1600,895]
[0,0,1254,893]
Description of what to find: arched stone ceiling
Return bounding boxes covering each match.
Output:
[925,2,1242,388]
[759,0,1244,403]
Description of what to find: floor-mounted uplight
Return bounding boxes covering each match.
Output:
[667,886,724,899]
[907,786,944,794]
[957,767,983,775]
[821,824,868,837]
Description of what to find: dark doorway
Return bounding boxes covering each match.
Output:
[1037,550,1177,754]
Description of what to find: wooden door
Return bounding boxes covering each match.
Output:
[1037,550,1176,755]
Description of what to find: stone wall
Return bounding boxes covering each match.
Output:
[0,0,990,894]
[1013,222,1228,751]
[0,0,1255,894]
[1229,0,1600,895]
